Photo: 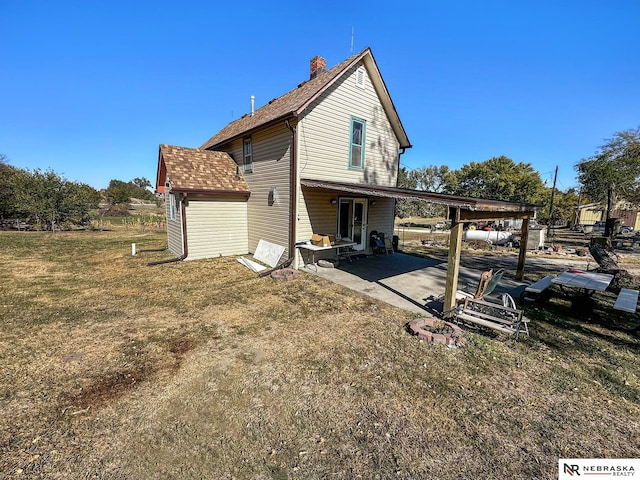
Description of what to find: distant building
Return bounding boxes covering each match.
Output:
[575,202,640,229]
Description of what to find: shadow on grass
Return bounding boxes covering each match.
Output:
[524,292,640,363]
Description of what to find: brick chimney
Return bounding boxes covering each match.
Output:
[309,55,326,80]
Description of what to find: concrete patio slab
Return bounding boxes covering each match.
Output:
[302,252,586,315]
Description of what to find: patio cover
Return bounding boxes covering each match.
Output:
[300,178,539,315]
[301,179,537,214]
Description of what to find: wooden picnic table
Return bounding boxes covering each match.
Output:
[614,288,639,313]
[551,269,614,295]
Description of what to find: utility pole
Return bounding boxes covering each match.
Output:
[574,187,582,228]
[547,165,558,240]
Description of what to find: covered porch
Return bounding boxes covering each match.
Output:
[299,179,538,314]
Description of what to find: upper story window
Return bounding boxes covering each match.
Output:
[243,137,253,173]
[349,116,366,170]
[355,66,365,89]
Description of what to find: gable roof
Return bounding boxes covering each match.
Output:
[157,144,249,195]
[200,47,411,150]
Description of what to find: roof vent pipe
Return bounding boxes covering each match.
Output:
[250,95,255,116]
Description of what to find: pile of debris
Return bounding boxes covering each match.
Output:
[589,239,638,289]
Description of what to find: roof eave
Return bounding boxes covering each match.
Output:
[203,112,297,151]
[170,187,251,198]
[295,48,371,115]
[362,51,411,149]
[295,48,411,149]
[156,147,167,191]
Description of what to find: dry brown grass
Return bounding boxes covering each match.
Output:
[1,229,639,479]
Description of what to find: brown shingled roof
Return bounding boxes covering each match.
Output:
[158,144,249,195]
[200,47,412,150]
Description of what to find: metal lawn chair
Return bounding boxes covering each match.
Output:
[456,268,505,303]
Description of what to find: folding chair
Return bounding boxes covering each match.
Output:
[370,230,386,254]
[456,269,493,302]
[383,236,394,254]
[482,268,505,300]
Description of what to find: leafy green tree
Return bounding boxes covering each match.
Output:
[397,166,416,190]
[132,177,152,190]
[576,128,640,221]
[395,166,448,218]
[61,182,101,226]
[104,178,156,204]
[0,155,29,221]
[445,155,546,204]
[9,168,99,230]
[537,187,580,226]
[13,169,62,230]
[396,167,416,218]
[104,179,132,204]
[409,165,453,193]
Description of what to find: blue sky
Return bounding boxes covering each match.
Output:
[2,1,638,191]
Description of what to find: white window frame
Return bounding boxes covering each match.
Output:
[349,116,366,170]
[169,193,177,221]
[243,137,253,173]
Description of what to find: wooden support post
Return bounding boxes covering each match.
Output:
[444,208,463,317]
[516,217,530,281]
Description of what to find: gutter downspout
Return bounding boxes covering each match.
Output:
[286,118,298,267]
[147,192,188,266]
[180,193,189,259]
[397,147,407,182]
[394,146,408,215]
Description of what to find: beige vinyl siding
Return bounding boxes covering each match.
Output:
[366,197,395,239]
[166,192,184,256]
[297,60,400,187]
[296,191,395,266]
[219,124,292,257]
[184,194,248,260]
[296,187,341,266]
[297,187,341,241]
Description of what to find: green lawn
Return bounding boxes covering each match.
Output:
[0,230,638,479]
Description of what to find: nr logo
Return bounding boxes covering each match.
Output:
[564,463,580,476]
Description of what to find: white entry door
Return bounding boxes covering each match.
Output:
[337,198,368,250]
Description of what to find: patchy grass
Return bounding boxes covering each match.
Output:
[0,230,639,479]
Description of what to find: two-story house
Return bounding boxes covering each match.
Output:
[156,47,538,313]
[156,47,411,267]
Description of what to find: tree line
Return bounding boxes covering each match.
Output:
[397,127,640,225]
[396,156,578,224]
[2,127,637,230]
[0,155,157,231]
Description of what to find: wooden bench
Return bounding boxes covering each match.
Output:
[455,298,529,340]
[522,275,554,302]
[614,288,639,313]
